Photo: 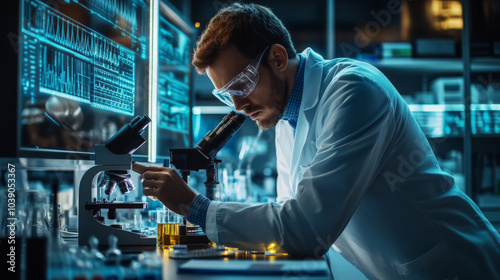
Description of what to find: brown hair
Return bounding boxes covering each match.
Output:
[192,3,296,74]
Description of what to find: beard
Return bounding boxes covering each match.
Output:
[255,70,288,130]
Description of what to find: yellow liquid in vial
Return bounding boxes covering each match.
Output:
[157,223,180,247]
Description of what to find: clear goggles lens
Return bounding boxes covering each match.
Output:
[212,47,269,107]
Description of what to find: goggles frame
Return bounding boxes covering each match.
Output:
[212,46,270,107]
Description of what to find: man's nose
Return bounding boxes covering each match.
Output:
[232,96,250,112]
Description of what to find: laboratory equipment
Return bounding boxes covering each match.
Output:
[105,235,122,264]
[169,111,246,244]
[88,236,105,262]
[169,244,236,259]
[157,209,181,248]
[5,0,199,163]
[78,116,156,247]
[170,111,246,200]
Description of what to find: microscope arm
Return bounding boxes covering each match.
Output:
[78,147,155,247]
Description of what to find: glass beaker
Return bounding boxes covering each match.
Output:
[156,209,181,248]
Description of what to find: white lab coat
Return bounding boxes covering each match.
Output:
[206,48,500,279]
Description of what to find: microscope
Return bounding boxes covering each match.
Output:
[169,111,246,243]
[78,116,156,247]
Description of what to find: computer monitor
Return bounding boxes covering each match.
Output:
[151,1,194,162]
[13,0,150,160]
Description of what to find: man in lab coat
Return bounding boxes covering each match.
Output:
[134,3,500,279]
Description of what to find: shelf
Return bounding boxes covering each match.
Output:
[408,104,500,112]
[471,104,500,110]
[471,57,500,73]
[408,104,464,112]
[366,57,500,74]
[427,135,500,139]
[368,58,463,74]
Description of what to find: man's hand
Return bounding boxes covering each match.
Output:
[132,162,197,216]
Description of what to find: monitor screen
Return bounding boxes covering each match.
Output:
[17,0,150,159]
[154,2,194,161]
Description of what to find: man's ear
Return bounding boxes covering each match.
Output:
[268,44,288,72]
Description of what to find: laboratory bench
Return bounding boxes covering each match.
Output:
[160,248,334,280]
[159,247,369,280]
[52,238,339,280]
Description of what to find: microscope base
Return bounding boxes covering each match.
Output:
[180,233,210,245]
[179,225,210,245]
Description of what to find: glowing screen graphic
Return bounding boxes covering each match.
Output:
[19,0,149,157]
[155,9,192,157]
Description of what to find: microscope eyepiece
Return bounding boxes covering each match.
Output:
[129,116,141,127]
[131,115,151,134]
[105,115,151,155]
[196,111,246,159]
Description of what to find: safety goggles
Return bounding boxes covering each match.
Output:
[212,47,269,107]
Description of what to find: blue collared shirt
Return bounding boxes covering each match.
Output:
[186,54,307,231]
[281,53,306,130]
[186,194,211,230]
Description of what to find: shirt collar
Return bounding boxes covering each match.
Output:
[281,53,306,129]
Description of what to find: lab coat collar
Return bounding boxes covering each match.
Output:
[299,48,324,112]
[288,48,325,188]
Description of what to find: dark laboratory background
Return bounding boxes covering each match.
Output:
[0,0,500,278]
[187,0,500,211]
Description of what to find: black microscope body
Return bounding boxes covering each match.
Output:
[170,111,246,200]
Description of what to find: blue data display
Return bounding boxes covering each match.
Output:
[157,16,191,134]
[18,0,149,155]
[154,9,193,158]
[21,0,140,115]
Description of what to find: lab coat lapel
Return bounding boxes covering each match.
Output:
[289,49,323,190]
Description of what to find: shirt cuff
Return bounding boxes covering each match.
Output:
[186,194,211,231]
[206,200,221,244]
